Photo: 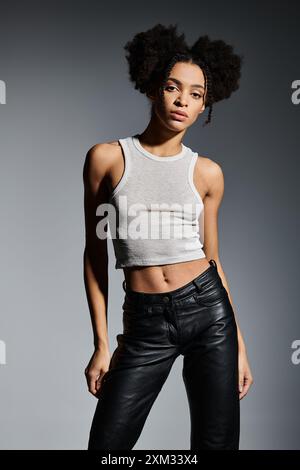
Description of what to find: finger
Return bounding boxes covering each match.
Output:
[242,380,251,395]
[96,371,108,389]
[239,376,244,393]
[94,374,107,397]
[95,376,102,391]
[239,378,252,399]
[240,387,249,399]
[88,374,100,395]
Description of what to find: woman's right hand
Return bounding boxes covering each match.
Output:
[84,346,111,397]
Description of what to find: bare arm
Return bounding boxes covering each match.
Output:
[200,157,254,399]
[201,159,245,349]
[83,143,112,395]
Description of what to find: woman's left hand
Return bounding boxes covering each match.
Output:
[238,346,254,399]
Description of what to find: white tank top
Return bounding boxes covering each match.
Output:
[107,134,205,269]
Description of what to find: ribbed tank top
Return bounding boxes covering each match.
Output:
[107,134,205,269]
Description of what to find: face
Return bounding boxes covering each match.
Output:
[149,61,207,130]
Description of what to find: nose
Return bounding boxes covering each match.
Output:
[175,94,189,107]
[176,100,188,108]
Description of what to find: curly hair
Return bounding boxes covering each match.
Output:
[124,23,244,126]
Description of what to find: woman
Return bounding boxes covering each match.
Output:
[83,23,253,450]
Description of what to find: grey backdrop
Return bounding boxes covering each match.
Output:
[0,0,299,450]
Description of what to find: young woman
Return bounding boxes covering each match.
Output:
[83,23,253,450]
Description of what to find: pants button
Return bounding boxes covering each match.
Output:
[162,296,170,303]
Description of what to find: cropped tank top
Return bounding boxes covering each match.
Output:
[107,134,205,269]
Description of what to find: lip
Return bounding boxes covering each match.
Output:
[170,111,188,120]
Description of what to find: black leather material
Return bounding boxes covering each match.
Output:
[88,259,240,450]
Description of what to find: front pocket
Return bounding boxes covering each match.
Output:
[123,299,150,318]
[193,285,228,307]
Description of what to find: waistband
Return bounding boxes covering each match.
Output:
[122,259,219,306]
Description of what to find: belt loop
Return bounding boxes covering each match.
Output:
[192,278,203,292]
[193,259,217,291]
[209,259,217,269]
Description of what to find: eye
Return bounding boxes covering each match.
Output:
[165,85,177,92]
[165,86,203,100]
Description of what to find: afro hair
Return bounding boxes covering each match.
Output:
[123,23,244,125]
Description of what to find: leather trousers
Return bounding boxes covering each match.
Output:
[87,259,240,450]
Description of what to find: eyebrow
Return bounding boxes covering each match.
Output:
[167,77,205,90]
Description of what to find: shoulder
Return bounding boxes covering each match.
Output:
[195,154,223,177]
[194,154,224,196]
[84,140,121,170]
[83,139,121,181]
[195,154,224,181]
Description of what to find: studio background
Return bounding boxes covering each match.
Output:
[0,0,299,449]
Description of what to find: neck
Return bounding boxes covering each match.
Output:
[138,118,186,157]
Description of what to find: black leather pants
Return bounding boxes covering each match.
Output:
[87,259,240,450]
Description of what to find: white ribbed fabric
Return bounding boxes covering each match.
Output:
[107,134,205,269]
